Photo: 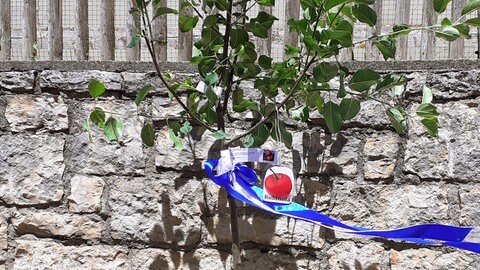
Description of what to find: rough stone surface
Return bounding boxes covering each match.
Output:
[404,101,480,181]
[0,71,35,93]
[12,239,128,269]
[426,70,480,100]
[39,70,122,93]
[327,242,389,269]
[122,71,199,96]
[364,132,399,179]
[238,249,321,270]
[0,213,7,250]
[152,96,185,119]
[4,95,68,132]
[12,212,102,240]
[0,134,65,205]
[389,249,479,270]
[68,175,105,213]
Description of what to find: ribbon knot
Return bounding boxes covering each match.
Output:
[204,160,257,187]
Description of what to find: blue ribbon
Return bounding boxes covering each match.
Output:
[204,159,480,254]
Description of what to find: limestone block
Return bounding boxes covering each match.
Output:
[390,249,478,270]
[299,131,360,176]
[330,182,450,229]
[459,185,480,226]
[327,242,389,270]
[0,71,35,93]
[68,100,145,176]
[12,239,128,269]
[68,175,105,213]
[128,248,232,269]
[39,70,122,93]
[364,132,399,179]
[109,175,203,246]
[122,72,198,96]
[425,70,480,100]
[238,249,321,270]
[0,213,6,250]
[4,95,68,132]
[152,96,185,119]
[404,101,480,181]
[0,134,65,205]
[12,211,102,240]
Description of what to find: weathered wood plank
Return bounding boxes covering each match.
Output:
[152,0,168,61]
[257,5,272,57]
[49,0,63,60]
[450,0,466,59]
[394,0,411,60]
[0,0,11,60]
[126,0,141,61]
[421,0,437,60]
[23,0,37,60]
[100,0,115,60]
[365,0,383,60]
[76,0,89,60]
[284,0,300,60]
[178,4,193,62]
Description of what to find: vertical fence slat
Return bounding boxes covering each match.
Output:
[153,1,167,61]
[421,0,436,60]
[257,5,272,57]
[100,0,115,60]
[23,0,37,60]
[284,0,300,60]
[76,0,89,60]
[178,5,193,62]
[0,0,11,60]
[49,0,62,60]
[365,0,383,60]
[126,0,141,61]
[450,0,466,59]
[395,0,411,60]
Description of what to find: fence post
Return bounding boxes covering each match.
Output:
[76,0,89,60]
[50,0,63,60]
[100,0,115,60]
[126,0,141,61]
[152,0,168,62]
[23,0,37,60]
[420,0,436,60]
[450,0,466,59]
[178,4,193,62]
[257,5,272,57]
[395,0,411,60]
[284,0,300,60]
[0,0,11,60]
[365,0,383,60]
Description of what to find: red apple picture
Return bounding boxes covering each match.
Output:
[264,172,292,198]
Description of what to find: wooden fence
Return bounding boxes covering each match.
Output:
[0,0,478,62]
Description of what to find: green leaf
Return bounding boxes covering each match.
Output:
[204,72,219,86]
[352,4,377,27]
[104,117,123,143]
[284,44,299,55]
[373,37,396,60]
[338,70,347,98]
[179,15,199,32]
[212,130,229,140]
[243,135,255,147]
[339,98,361,120]
[321,101,343,133]
[127,34,142,48]
[464,17,480,27]
[313,62,338,83]
[328,20,353,47]
[134,85,153,106]
[376,74,406,92]
[250,123,269,147]
[416,103,438,118]
[88,80,106,98]
[349,69,380,92]
[324,0,349,11]
[258,55,273,69]
[270,120,293,148]
[422,85,433,104]
[259,0,275,6]
[421,118,439,137]
[153,7,178,20]
[386,107,406,133]
[392,24,411,37]
[454,24,471,38]
[230,28,249,49]
[90,107,106,128]
[141,123,155,147]
[180,121,192,134]
[433,0,451,13]
[168,128,184,150]
[462,0,480,15]
[435,25,460,41]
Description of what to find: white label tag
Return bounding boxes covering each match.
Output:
[196,81,207,93]
[262,166,294,204]
[220,148,279,165]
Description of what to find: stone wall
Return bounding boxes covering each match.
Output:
[0,61,479,270]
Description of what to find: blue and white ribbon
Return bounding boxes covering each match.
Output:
[204,159,480,254]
